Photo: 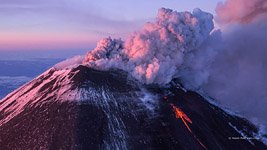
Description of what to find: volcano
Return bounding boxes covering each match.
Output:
[0,65,266,150]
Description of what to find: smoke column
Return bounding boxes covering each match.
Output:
[83,8,215,85]
[82,0,267,127]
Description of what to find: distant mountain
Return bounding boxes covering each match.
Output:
[0,65,266,149]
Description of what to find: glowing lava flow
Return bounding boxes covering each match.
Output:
[171,104,193,133]
[170,103,207,150]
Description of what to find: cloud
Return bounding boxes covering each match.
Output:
[83,8,214,85]
[0,0,144,50]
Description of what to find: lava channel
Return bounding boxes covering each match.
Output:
[170,103,207,150]
[170,104,193,133]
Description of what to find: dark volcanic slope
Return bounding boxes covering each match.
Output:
[0,65,266,150]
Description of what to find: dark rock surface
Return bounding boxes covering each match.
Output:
[0,65,266,150]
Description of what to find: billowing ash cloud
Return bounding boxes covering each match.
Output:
[216,0,267,24]
[84,8,214,84]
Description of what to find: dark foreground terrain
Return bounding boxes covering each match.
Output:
[0,65,266,149]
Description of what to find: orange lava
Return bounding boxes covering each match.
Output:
[170,104,207,150]
[171,104,192,133]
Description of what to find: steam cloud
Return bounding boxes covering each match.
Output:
[82,0,267,127]
[84,8,214,84]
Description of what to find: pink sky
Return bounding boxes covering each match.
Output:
[0,0,221,51]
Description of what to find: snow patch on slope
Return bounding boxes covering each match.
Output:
[0,68,81,126]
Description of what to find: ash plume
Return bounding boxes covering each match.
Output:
[83,8,215,85]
